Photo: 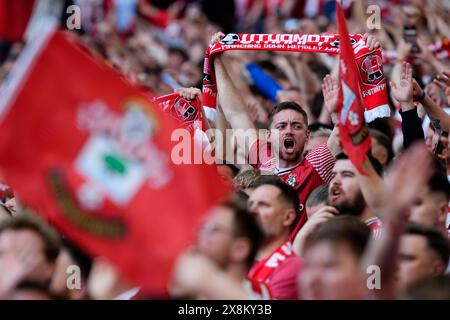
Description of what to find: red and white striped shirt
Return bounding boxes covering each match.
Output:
[251,143,335,238]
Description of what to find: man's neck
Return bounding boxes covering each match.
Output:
[360,206,375,222]
[256,232,290,261]
[277,156,304,171]
[225,264,248,283]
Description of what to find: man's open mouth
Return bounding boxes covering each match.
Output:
[284,138,295,151]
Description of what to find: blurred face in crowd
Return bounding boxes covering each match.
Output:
[269,109,309,165]
[299,241,365,300]
[409,188,447,232]
[402,5,421,27]
[248,185,295,238]
[197,206,235,268]
[0,229,54,283]
[426,83,445,109]
[396,234,445,289]
[197,206,250,269]
[328,159,366,216]
[305,133,329,155]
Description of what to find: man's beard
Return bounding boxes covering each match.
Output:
[328,192,367,217]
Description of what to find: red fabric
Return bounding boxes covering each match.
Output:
[365,217,383,240]
[0,0,35,42]
[248,241,301,300]
[202,33,389,122]
[268,255,301,300]
[0,31,229,296]
[152,93,202,132]
[336,2,372,175]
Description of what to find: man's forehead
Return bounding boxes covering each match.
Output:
[271,109,306,124]
[400,234,427,251]
[333,159,356,172]
[251,184,281,200]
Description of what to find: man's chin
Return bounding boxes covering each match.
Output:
[280,150,301,162]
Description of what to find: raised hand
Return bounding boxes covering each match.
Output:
[433,71,450,105]
[210,32,225,46]
[293,206,338,256]
[390,62,413,104]
[322,74,339,114]
[381,143,433,224]
[176,87,201,101]
[363,33,382,51]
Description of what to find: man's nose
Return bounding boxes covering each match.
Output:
[248,202,258,215]
[330,176,341,186]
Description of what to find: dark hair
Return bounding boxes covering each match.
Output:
[0,212,61,262]
[306,184,328,208]
[62,238,93,280]
[406,224,450,267]
[306,215,371,257]
[268,101,308,128]
[308,123,334,132]
[335,152,384,177]
[168,47,189,62]
[428,170,450,200]
[223,199,264,268]
[216,161,240,178]
[253,177,300,231]
[369,128,394,166]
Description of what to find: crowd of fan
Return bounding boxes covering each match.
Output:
[0,0,449,300]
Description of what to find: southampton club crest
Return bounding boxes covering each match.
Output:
[75,98,171,210]
[287,173,298,187]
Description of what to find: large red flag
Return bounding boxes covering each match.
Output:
[0,29,229,296]
[336,1,372,174]
[0,0,35,42]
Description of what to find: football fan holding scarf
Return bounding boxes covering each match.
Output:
[202,32,389,124]
[156,33,389,132]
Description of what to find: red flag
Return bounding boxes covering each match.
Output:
[336,1,371,174]
[0,0,35,42]
[152,93,202,132]
[0,30,228,295]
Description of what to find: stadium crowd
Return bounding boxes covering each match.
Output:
[0,0,449,300]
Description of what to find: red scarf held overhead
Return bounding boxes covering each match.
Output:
[202,33,389,123]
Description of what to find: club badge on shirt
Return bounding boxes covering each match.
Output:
[287,173,298,188]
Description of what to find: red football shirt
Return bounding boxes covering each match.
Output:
[250,142,335,238]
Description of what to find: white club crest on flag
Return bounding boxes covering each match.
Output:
[349,111,360,126]
[340,81,356,125]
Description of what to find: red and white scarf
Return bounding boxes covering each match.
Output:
[247,241,294,299]
[202,33,390,123]
[152,92,202,132]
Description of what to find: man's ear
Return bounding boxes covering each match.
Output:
[230,238,251,265]
[282,208,297,229]
[437,200,447,227]
[432,258,445,275]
